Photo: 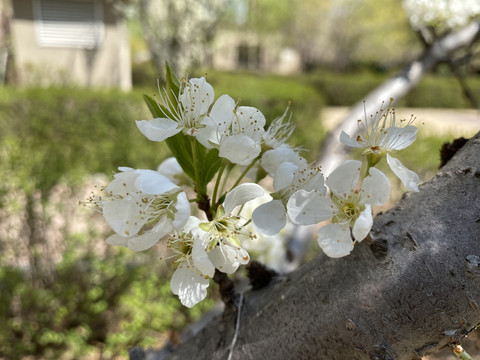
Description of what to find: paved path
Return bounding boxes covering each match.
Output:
[321,107,480,137]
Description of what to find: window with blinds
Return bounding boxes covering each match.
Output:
[34,0,104,49]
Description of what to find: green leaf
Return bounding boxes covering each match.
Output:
[165,61,180,109]
[143,94,175,120]
[198,148,222,189]
[143,94,196,180]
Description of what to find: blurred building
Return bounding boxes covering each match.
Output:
[10,0,131,89]
[212,30,302,74]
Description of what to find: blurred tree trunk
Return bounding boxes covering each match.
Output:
[0,0,16,84]
[138,133,480,359]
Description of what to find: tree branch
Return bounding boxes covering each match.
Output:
[146,132,480,359]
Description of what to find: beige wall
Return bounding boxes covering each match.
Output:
[11,0,131,90]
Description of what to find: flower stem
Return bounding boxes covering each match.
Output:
[190,137,201,189]
[212,163,227,207]
[230,157,260,191]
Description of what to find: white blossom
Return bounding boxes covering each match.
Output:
[252,164,331,235]
[168,216,215,308]
[200,183,265,273]
[89,168,190,251]
[136,77,214,142]
[340,103,421,192]
[403,0,480,30]
[316,160,390,258]
[197,95,266,165]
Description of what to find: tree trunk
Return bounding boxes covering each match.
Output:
[144,132,480,359]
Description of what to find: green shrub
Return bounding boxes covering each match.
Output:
[0,234,215,359]
[0,86,169,197]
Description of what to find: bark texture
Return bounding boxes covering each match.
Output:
[154,133,480,360]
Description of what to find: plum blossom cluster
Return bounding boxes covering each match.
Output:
[403,0,480,30]
[87,67,421,307]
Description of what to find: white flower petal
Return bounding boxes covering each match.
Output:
[197,94,236,149]
[352,205,373,242]
[125,230,164,251]
[387,154,420,192]
[107,171,138,196]
[382,125,417,150]
[103,199,145,236]
[157,157,183,183]
[192,237,215,278]
[360,167,391,206]
[210,94,236,124]
[224,183,265,214]
[171,192,191,230]
[273,162,299,191]
[136,118,181,142]
[208,244,249,274]
[261,145,307,175]
[317,223,354,258]
[134,170,178,195]
[235,106,266,141]
[252,200,287,235]
[339,130,364,148]
[180,77,214,117]
[105,233,128,247]
[287,190,334,225]
[170,266,210,308]
[106,231,163,252]
[326,160,361,197]
[219,134,261,165]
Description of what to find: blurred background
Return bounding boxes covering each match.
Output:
[0,0,479,359]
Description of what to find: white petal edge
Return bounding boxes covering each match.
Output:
[387,154,420,192]
[134,169,178,195]
[360,167,391,206]
[219,134,261,165]
[286,190,334,225]
[339,130,364,148]
[352,204,373,242]
[136,118,181,142]
[326,160,361,197]
[273,162,299,191]
[224,183,265,214]
[317,223,354,258]
[106,231,163,252]
[252,200,286,235]
[157,157,183,183]
[171,192,191,230]
[170,266,209,308]
[192,237,215,278]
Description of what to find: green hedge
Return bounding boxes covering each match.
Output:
[0,87,169,196]
[310,69,480,108]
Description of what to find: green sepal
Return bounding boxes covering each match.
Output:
[199,222,213,232]
[255,166,268,183]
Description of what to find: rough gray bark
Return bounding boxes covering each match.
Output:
[148,133,480,360]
